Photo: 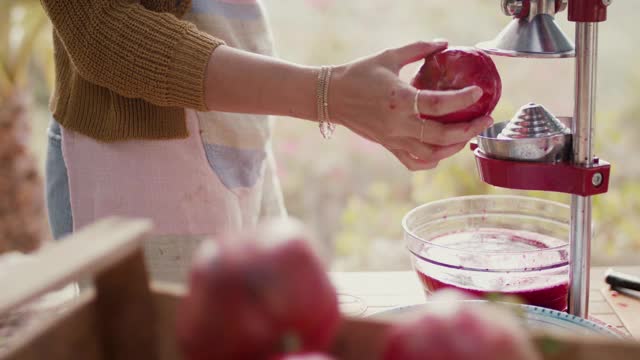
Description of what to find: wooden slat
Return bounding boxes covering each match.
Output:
[151,283,186,360]
[0,217,152,315]
[2,292,103,360]
[530,331,640,360]
[2,284,186,360]
[94,250,158,360]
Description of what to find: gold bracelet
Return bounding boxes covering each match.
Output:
[317,66,335,139]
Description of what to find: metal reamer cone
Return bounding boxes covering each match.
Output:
[498,102,570,139]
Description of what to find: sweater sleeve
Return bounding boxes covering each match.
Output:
[41,0,225,111]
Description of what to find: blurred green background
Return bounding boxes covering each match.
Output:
[5,0,640,270]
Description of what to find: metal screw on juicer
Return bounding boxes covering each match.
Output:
[592,173,604,187]
[602,0,613,6]
[557,0,568,12]
[501,0,525,17]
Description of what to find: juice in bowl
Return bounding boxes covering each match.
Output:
[403,196,570,311]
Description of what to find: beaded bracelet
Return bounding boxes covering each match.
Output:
[317,66,336,139]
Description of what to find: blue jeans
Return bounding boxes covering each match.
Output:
[45,120,73,240]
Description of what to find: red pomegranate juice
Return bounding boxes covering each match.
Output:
[414,229,569,311]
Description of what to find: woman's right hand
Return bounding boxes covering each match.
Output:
[329,41,494,171]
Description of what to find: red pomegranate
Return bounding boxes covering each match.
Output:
[382,292,539,360]
[176,219,341,360]
[412,46,502,123]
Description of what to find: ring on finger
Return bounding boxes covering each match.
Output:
[413,90,421,118]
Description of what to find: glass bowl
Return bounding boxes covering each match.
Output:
[402,195,570,311]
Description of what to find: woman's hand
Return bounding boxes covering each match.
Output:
[330,41,493,171]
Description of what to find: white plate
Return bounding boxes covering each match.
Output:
[371,302,623,337]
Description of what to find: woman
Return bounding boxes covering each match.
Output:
[35,3,546,359]
[42,0,489,239]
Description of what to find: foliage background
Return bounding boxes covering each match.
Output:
[11,0,640,269]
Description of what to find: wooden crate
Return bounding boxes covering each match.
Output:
[2,218,640,360]
[0,218,186,360]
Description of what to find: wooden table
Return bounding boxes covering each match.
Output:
[330,266,640,338]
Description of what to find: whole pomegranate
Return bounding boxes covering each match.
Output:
[412,46,502,123]
[176,219,341,360]
[382,291,540,360]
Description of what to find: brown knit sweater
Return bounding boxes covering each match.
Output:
[40,0,225,141]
